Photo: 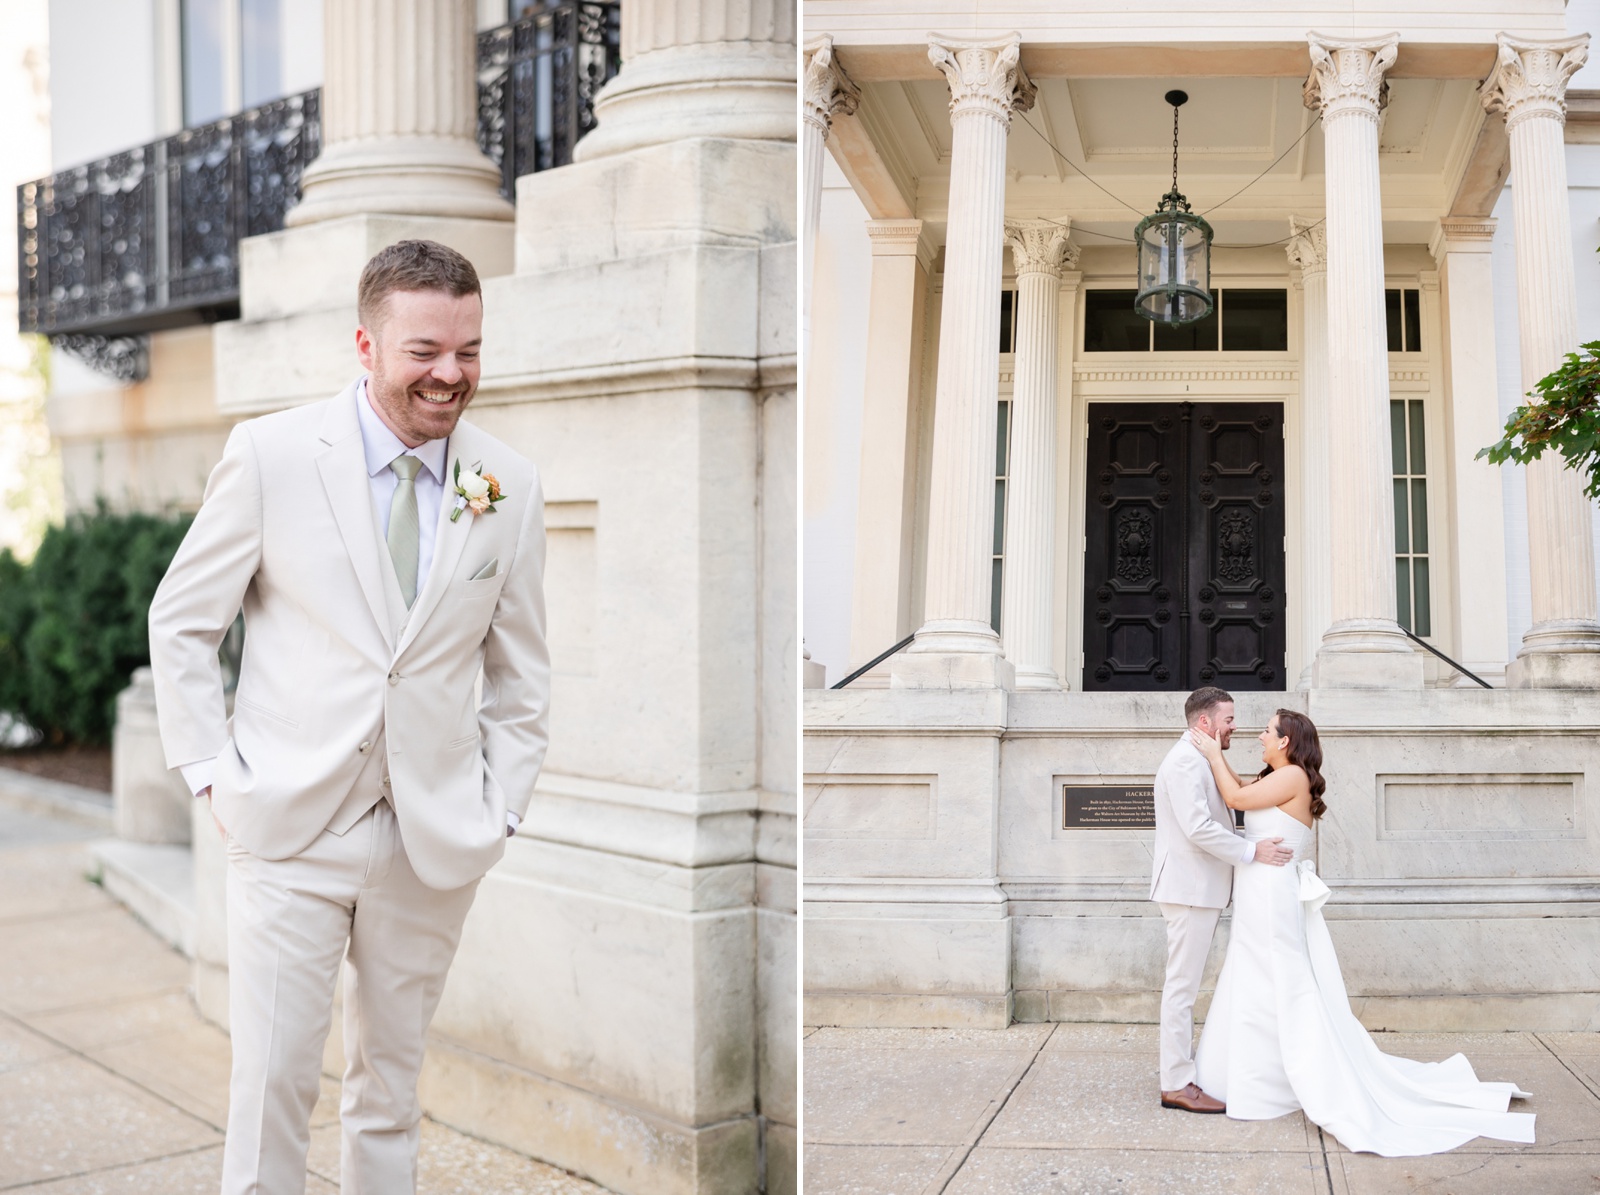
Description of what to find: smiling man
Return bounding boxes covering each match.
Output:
[148,239,550,1194]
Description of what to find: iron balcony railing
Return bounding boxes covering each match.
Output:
[17,1,622,372]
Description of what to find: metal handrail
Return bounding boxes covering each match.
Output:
[831,635,916,689]
[1398,626,1493,689]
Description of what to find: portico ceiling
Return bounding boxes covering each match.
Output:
[834,66,1496,250]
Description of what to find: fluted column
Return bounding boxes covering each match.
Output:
[1483,34,1600,687]
[894,34,1034,688]
[288,0,511,226]
[1303,33,1422,687]
[1001,219,1074,688]
[1287,218,1332,689]
[574,0,796,161]
[803,37,860,360]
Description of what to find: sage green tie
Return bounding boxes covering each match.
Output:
[387,454,423,608]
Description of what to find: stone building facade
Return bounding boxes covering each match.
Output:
[803,2,1600,1034]
[26,2,796,1192]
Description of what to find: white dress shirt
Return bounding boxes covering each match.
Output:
[181,378,519,834]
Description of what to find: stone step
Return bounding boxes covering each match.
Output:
[0,766,113,830]
[89,839,196,959]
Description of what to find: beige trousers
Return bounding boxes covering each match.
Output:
[1158,902,1222,1093]
[221,800,480,1195]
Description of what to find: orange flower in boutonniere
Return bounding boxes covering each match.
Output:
[450,459,508,522]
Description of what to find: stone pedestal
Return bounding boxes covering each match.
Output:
[112,667,193,844]
[1001,220,1074,690]
[1304,33,1423,689]
[893,36,1033,690]
[1483,34,1600,688]
[288,0,511,226]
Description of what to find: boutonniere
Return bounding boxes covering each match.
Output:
[450,459,506,522]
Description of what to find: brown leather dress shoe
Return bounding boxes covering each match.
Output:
[1160,1083,1226,1113]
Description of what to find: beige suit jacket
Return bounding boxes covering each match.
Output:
[148,379,550,890]
[1149,736,1252,909]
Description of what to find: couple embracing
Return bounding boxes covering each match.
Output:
[1151,686,1536,1156]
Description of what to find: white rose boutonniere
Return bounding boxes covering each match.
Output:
[451,459,506,522]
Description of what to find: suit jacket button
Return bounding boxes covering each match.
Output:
[388,673,399,686]
[358,741,371,754]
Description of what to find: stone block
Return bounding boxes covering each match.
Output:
[1313,647,1426,688]
[890,650,1016,690]
[1507,648,1600,688]
[113,669,192,845]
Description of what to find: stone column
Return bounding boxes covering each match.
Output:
[287,0,511,226]
[1483,34,1600,687]
[893,35,1034,689]
[802,36,860,358]
[848,218,930,679]
[1287,217,1331,687]
[574,0,796,162]
[1001,219,1074,688]
[1303,33,1423,687]
[1431,217,1511,683]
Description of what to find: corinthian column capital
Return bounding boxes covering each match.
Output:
[928,35,1036,126]
[1303,33,1399,122]
[1482,34,1591,130]
[1005,219,1075,277]
[804,36,861,137]
[1285,216,1328,276]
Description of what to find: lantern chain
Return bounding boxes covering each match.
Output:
[1171,103,1181,197]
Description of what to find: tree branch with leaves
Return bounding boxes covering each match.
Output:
[1478,340,1600,498]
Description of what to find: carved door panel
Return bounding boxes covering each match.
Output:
[1083,402,1284,691]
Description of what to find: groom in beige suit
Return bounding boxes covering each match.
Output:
[1151,686,1291,1114]
[149,240,549,1193]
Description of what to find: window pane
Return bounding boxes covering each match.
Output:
[1390,400,1406,475]
[1408,400,1426,472]
[1403,288,1421,353]
[1411,479,1429,553]
[1412,557,1431,636]
[995,400,1010,477]
[1084,290,1150,352]
[994,480,1006,554]
[991,559,1003,633]
[1393,478,1409,552]
[183,0,227,126]
[1385,289,1403,352]
[999,290,1014,353]
[1396,558,1412,632]
[241,0,283,107]
[1219,289,1288,351]
[1153,303,1218,351]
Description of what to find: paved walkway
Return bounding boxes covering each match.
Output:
[803,1021,1600,1194]
[0,803,605,1193]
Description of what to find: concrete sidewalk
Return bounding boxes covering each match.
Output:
[0,803,606,1193]
[803,1022,1600,1194]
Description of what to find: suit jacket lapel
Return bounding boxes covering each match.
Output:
[395,422,482,657]
[315,385,394,649]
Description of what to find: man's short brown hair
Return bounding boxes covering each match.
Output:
[1184,685,1234,725]
[357,239,481,329]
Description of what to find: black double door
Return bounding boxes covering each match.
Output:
[1082,402,1285,692]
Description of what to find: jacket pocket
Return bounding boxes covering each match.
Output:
[447,732,480,749]
[235,694,300,730]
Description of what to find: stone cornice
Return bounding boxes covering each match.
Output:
[803,35,860,137]
[1004,218,1076,277]
[1430,216,1498,262]
[1304,33,1399,122]
[1285,216,1328,276]
[927,34,1036,127]
[866,218,933,271]
[1482,34,1590,131]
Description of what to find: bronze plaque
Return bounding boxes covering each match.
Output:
[1062,784,1156,829]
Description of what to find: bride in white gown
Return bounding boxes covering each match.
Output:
[1186,710,1535,1157]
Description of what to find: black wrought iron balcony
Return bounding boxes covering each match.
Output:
[17,1,622,378]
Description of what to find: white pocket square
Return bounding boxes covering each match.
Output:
[469,558,499,581]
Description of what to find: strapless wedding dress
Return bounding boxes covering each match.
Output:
[1194,804,1535,1156]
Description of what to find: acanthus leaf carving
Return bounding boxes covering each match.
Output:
[1285,215,1328,276]
[1303,33,1399,121]
[927,34,1036,126]
[803,36,861,136]
[1004,218,1074,277]
[1481,34,1590,130]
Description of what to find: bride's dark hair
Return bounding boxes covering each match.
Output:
[1257,708,1327,819]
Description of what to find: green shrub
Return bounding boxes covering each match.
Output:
[0,504,192,746]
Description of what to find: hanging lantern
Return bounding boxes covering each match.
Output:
[1135,90,1213,327]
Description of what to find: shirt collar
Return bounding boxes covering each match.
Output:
[357,377,449,484]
